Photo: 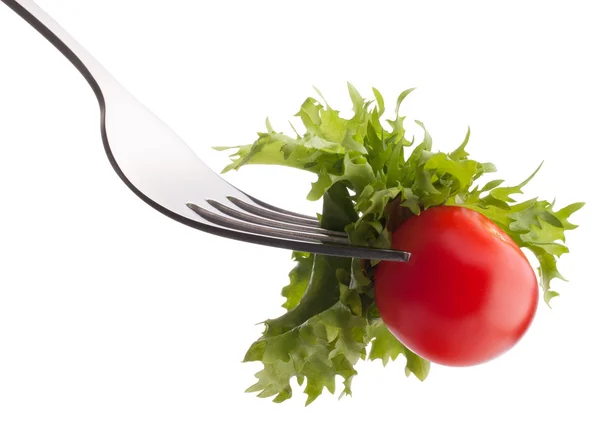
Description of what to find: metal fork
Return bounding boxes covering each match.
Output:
[1,0,410,262]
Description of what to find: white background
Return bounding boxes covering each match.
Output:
[1,0,598,425]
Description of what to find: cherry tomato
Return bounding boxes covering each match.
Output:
[374,205,539,367]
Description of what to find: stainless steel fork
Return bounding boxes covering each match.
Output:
[1,0,410,262]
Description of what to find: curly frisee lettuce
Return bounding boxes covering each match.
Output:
[215,84,583,405]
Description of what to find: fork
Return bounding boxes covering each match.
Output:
[1,0,410,262]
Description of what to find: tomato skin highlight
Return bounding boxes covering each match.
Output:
[374,205,539,367]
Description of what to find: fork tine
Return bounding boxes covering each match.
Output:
[186,203,350,245]
[229,196,321,226]
[206,200,348,237]
[226,196,321,227]
[185,202,411,262]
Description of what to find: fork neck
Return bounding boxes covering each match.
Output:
[2,0,117,104]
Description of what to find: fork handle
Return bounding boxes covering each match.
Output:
[1,0,115,101]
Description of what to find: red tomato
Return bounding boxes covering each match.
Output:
[374,205,539,367]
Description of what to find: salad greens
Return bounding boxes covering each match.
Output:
[216,84,583,405]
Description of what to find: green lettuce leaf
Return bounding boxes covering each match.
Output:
[218,83,583,404]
